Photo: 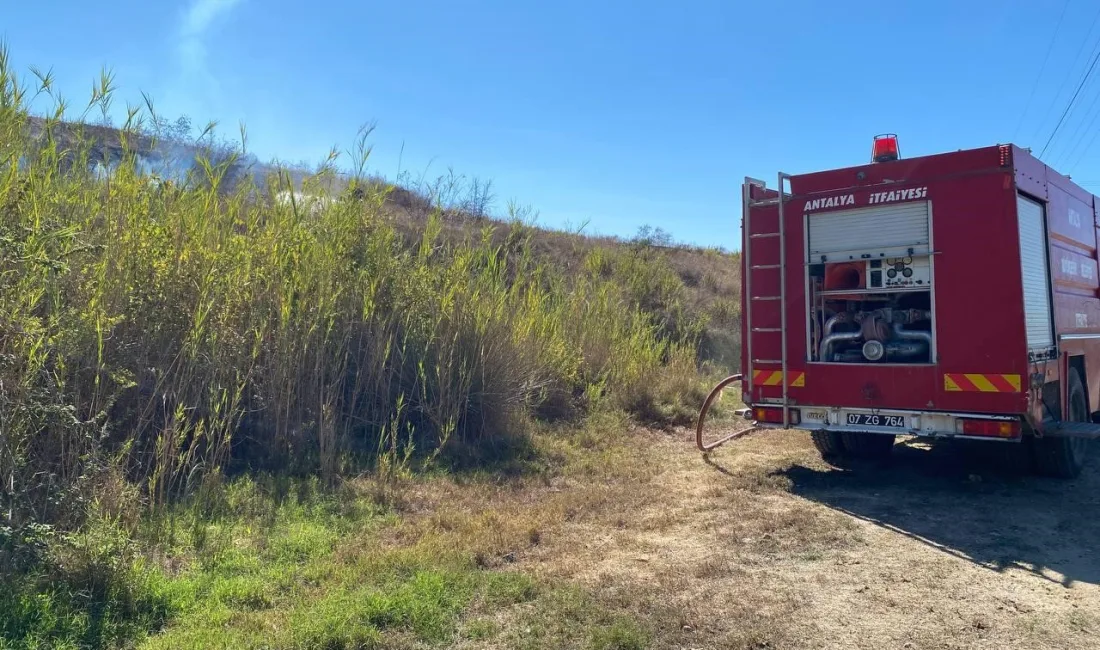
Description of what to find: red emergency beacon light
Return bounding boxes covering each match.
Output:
[871,134,900,163]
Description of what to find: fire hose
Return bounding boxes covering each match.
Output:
[695,373,747,452]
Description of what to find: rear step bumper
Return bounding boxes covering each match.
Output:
[745,406,1100,440]
[744,405,1024,441]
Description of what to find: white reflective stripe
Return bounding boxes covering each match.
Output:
[807,201,930,262]
[1017,194,1054,350]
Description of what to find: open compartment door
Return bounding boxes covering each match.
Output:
[1016,193,1055,356]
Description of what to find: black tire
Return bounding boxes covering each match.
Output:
[1034,369,1092,478]
[840,431,896,459]
[811,430,846,458]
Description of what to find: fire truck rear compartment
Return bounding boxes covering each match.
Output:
[806,200,934,365]
[810,283,933,364]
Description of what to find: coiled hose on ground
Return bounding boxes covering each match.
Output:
[695,373,746,452]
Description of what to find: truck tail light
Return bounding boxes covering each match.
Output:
[958,418,1021,438]
[872,134,900,163]
[753,407,801,425]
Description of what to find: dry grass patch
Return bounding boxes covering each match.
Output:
[430,425,861,648]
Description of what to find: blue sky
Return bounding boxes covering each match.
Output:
[2,0,1099,247]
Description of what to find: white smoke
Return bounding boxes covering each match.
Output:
[178,0,245,78]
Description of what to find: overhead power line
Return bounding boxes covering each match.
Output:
[1056,68,1100,169]
[1050,15,1100,165]
[1039,45,1100,159]
[1034,3,1100,146]
[1068,116,1100,172]
[1014,0,1071,142]
[1051,32,1100,166]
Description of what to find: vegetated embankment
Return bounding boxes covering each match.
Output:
[0,51,743,649]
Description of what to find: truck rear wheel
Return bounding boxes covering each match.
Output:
[1034,369,1092,478]
[840,432,896,459]
[811,430,845,458]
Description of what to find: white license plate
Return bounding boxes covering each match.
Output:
[846,413,907,428]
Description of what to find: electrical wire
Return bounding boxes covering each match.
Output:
[1053,61,1100,164]
[1014,0,1071,142]
[1050,29,1100,166]
[1068,117,1100,171]
[1057,76,1100,169]
[1061,24,1100,170]
[1039,45,1100,159]
[1034,3,1100,146]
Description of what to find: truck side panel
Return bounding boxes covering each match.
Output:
[1015,146,1100,418]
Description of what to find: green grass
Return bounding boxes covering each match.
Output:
[2,471,653,650]
[1,477,383,649]
[505,586,652,650]
[142,567,485,649]
[0,395,668,650]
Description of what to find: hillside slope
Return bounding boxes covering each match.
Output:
[29,114,743,374]
[380,185,743,373]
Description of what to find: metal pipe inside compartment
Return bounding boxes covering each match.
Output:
[823,313,848,338]
[819,313,855,360]
[888,324,931,361]
[892,323,932,344]
[819,330,862,361]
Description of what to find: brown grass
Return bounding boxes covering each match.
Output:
[353,421,1100,649]
[332,417,847,648]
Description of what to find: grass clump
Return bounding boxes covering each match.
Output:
[506,586,653,650]
[0,518,175,650]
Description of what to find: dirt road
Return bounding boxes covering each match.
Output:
[520,426,1100,649]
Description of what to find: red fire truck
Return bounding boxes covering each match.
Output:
[738,136,1099,477]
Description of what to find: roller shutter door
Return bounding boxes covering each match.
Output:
[807,201,930,262]
[1016,194,1054,351]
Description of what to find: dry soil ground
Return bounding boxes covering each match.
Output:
[445,425,1100,649]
